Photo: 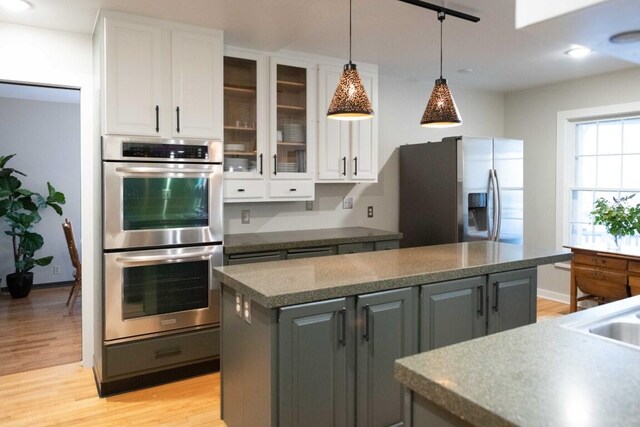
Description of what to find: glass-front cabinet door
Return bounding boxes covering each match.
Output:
[270,57,316,180]
[223,49,267,179]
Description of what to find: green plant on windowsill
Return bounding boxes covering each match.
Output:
[590,194,640,248]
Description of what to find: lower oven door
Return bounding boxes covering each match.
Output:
[104,245,222,341]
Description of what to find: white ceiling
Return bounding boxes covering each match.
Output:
[0,0,637,92]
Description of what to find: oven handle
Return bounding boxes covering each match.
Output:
[115,250,214,266]
[115,166,215,175]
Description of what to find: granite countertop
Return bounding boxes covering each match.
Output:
[223,226,402,254]
[394,296,640,426]
[214,241,571,308]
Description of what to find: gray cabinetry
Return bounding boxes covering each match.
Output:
[226,251,283,265]
[338,242,375,254]
[356,288,417,427]
[420,277,486,352]
[487,268,537,334]
[279,298,354,427]
[285,246,336,260]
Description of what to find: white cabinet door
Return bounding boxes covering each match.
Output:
[104,19,162,136]
[172,31,223,139]
[318,64,350,181]
[270,57,316,181]
[317,65,378,183]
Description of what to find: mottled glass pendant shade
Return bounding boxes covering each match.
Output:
[420,78,462,128]
[327,63,374,120]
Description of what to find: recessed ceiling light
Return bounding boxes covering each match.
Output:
[610,30,640,44]
[0,0,32,11]
[565,47,592,58]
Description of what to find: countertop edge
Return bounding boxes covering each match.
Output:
[214,251,571,309]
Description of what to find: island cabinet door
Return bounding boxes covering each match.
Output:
[278,298,355,427]
[356,287,417,427]
[487,268,537,335]
[420,276,486,352]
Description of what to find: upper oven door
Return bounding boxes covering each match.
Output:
[103,161,223,250]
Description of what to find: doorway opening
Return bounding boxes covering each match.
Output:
[0,81,82,376]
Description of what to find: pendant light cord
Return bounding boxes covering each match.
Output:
[349,0,353,64]
[438,11,445,79]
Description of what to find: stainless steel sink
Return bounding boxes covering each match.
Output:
[561,301,640,350]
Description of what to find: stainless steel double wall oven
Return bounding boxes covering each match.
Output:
[102,136,223,341]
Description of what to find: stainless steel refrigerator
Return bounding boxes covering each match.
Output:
[399,136,523,248]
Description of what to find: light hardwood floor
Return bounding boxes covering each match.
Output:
[0,296,569,426]
[0,286,82,376]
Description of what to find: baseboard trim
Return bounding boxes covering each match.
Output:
[537,288,570,304]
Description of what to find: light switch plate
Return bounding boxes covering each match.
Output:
[343,197,353,209]
[241,209,250,224]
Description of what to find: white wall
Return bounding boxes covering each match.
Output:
[505,66,640,301]
[0,96,80,285]
[224,76,505,234]
[0,21,95,366]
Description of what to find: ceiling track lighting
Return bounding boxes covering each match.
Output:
[327,0,374,121]
[398,0,479,128]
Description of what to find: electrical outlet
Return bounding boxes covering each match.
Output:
[367,206,374,218]
[243,296,252,324]
[53,265,61,275]
[306,200,314,211]
[343,197,353,209]
[241,209,250,224]
[235,292,243,318]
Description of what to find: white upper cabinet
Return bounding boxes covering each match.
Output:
[317,64,378,182]
[104,19,162,136]
[101,14,223,139]
[172,31,223,139]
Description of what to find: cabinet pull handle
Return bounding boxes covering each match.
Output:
[363,304,371,341]
[477,285,484,316]
[493,282,499,312]
[155,347,182,359]
[354,156,358,176]
[176,106,181,133]
[237,188,245,192]
[338,308,346,347]
[342,156,347,176]
[155,105,159,132]
[289,188,297,192]
[259,153,264,175]
[273,154,277,175]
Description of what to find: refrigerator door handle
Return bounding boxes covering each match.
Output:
[494,169,502,242]
[487,169,496,241]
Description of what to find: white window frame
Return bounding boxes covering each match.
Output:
[556,101,640,250]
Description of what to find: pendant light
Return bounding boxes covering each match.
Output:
[327,0,374,120]
[420,11,461,128]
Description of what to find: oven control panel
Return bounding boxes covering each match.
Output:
[123,142,208,160]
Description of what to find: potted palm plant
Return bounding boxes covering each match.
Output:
[590,194,640,249]
[0,154,66,298]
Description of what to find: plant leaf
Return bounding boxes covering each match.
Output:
[33,256,53,267]
[20,231,44,254]
[0,154,16,168]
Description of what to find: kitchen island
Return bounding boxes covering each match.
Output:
[395,295,640,426]
[214,241,570,427]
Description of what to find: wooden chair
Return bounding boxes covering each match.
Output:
[62,218,81,314]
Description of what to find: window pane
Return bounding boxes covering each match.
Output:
[575,156,596,187]
[597,120,622,155]
[623,118,640,154]
[571,190,594,223]
[576,123,597,155]
[622,155,640,189]
[596,156,621,188]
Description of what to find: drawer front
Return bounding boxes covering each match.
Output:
[629,261,640,275]
[105,327,219,379]
[226,251,283,265]
[573,253,627,270]
[269,181,314,199]
[224,180,266,200]
[573,266,628,284]
[375,240,400,251]
[286,246,336,259]
[630,276,640,296]
[337,242,374,254]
